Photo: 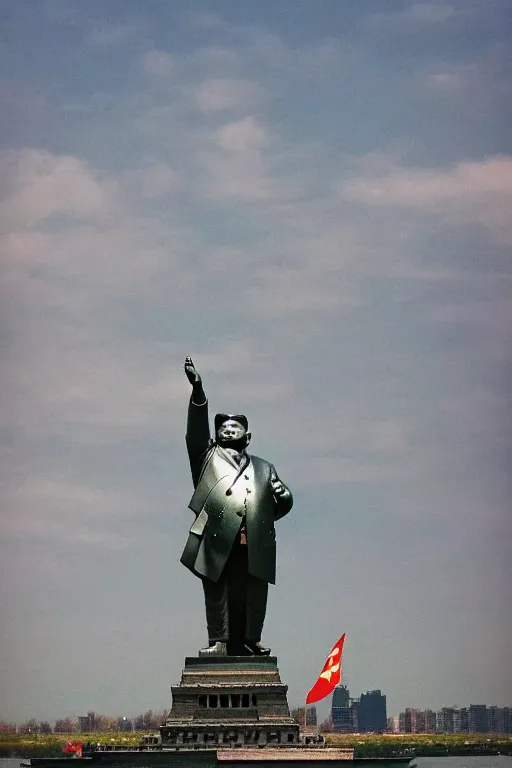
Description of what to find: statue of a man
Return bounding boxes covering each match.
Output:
[180,357,293,657]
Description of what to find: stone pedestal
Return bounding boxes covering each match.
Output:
[160,656,300,748]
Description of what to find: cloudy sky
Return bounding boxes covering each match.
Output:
[1,0,511,724]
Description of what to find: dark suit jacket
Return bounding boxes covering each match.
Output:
[180,398,293,584]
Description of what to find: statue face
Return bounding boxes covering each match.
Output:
[217,419,247,444]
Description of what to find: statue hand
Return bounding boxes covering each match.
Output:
[184,357,201,386]
[271,478,285,497]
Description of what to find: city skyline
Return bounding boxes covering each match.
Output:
[2,0,511,722]
[3,696,512,735]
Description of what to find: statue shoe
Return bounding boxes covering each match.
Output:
[243,640,271,656]
[198,641,227,657]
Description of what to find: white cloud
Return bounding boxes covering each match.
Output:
[425,46,511,107]
[199,151,279,201]
[426,71,465,89]
[341,155,512,246]
[198,117,297,201]
[0,149,113,229]
[1,149,193,311]
[342,156,512,206]
[214,116,268,152]
[195,78,263,113]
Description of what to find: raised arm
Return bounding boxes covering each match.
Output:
[184,357,211,485]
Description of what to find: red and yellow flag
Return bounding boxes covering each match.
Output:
[306,633,345,704]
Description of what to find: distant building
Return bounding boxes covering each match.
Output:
[332,685,350,708]
[351,699,360,732]
[470,705,488,733]
[469,705,488,734]
[358,690,387,733]
[425,709,437,733]
[504,708,512,735]
[415,710,426,733]
[78,712,97,733]
[387,716,399,733]
[331,685,359,733]
[78,717,89,734]
[331,686,353,733]
[403,708,420,733]
[395,703,512,736]
[488,707,505,734]
[439,707,456,733]
[306,706,317,727]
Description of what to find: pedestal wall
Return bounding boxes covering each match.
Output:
[161,656,300,748]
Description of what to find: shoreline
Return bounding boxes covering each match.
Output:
[1,733,511,760]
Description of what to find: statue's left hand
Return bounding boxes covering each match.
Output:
[271,478,286,497]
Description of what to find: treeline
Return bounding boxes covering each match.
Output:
[0,710,167,735]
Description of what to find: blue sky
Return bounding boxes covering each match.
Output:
[1,1,511,723]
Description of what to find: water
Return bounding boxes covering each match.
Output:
[2,757,511,768]
[2,761,30,768]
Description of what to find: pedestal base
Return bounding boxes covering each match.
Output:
[161,656,300,748]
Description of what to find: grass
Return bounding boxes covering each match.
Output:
[325,732,512,757]
[1,731,511,758]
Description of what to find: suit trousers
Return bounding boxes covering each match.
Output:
[202,540,268,652]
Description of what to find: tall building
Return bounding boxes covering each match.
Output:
[358,690,387,733]
[488,707,505,734]
[351,699,360,732]
[459,708,469,733]
[399,707,420,733]
[331,685,353,733]
[469,705,488,733]
[332,685,350,708]
[415,710,426,733]
[504,708,511,735]
[425,710,437,733]
[387,716,399,733]
[439,707,456,733]
[403,708,420,733]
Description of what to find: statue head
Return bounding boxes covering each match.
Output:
[214,413,251,451]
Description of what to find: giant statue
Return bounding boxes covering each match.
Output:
[180,357,293,657]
